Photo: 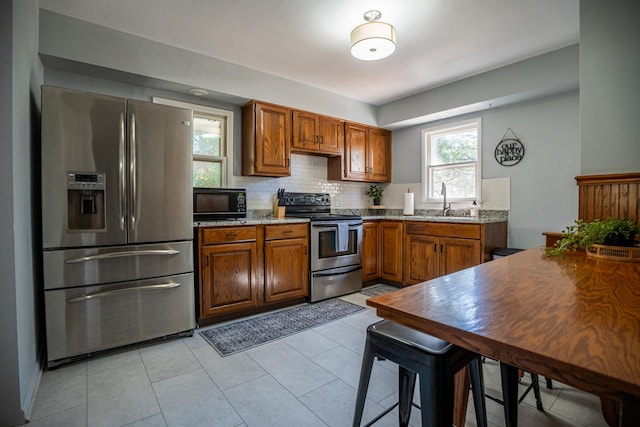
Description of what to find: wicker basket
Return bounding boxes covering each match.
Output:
[586,244,640,262]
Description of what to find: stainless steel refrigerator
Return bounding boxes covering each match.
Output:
[41,86,195,367]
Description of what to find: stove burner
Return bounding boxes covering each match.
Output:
[279,192,361,221]
[286,212,361,221]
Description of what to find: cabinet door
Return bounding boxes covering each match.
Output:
[368,127,391,182]
[439,237,481,276]
[362,222,380,281]
[264,237,309,303]
[200,242,259,318]
[318,116,343,155]
[292,110,318,151]
[380,221,403,282]
[253,103,291,176]
[343,123,369,180]
[404,234,439,285]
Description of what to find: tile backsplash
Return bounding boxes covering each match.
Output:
[230,154,510,214]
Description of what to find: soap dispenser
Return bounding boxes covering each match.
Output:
[470,201,479,217]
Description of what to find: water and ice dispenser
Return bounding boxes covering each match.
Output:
[67,172,106,231]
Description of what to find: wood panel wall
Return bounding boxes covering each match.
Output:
[576,172,640,225]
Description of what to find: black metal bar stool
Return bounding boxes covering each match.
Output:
[483,359,545,411]
[352,320,488,427]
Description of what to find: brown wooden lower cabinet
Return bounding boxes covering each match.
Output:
[379,221,403,282]
[403,233,439,284]
[404,235,481,284]
[362,220,403,283]
[264,223,309,303]
[404,221,505,285]
[362,221,380,281]
[200,241,259,318]
[198,223,308,324]
[364,219,507,286]
[199,225,261,320]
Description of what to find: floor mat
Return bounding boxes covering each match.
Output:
[360,284,400,297]
[199,298,365,356]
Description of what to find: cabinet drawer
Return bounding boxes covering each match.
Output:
[405,222,481,239]
[265,223,308,240]
[201,226,257,244]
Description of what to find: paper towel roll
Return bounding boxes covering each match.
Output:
[403,192,414,215]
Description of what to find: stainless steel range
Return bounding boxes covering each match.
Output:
[279,192,362,302]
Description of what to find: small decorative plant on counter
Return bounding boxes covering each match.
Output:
[545,217,639,258]
[366,185,384,205]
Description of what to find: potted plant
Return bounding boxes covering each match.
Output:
[366,185,384,206]
[545,217,639,258]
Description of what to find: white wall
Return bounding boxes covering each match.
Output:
[579,0,640,174]
[391,92,580,249]
[0,1,23,422]
[1,0,43,424]
[378,45,579,129]
[38,10,378,127]
[484,93,580,247]
[14,0,44,415]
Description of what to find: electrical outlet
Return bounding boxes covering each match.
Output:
[334,193,343,207]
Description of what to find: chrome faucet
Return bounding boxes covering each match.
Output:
[441,182,452,216]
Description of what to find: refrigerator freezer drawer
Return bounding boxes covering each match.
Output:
[43,241,193,290]
[45,273,195,364]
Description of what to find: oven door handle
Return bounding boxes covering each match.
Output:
[312,266,362,278]
[311,222,362,231]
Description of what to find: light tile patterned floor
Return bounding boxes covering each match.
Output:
[26,291,608,427]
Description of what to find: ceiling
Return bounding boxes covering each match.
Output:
[36,0,580,106]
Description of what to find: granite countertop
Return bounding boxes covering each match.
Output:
[194,218,310,227]
[195,215,506,227]
[361,215,507,224]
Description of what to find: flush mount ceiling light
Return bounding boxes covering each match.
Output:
[350,10,396,61]
[188,88,208,96]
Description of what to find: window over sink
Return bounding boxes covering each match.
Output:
[153,97,233,188]
[422,117,481,203]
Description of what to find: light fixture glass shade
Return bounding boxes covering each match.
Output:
[350,21,396,61]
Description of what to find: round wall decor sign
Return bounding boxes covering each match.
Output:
[495,128,525,166]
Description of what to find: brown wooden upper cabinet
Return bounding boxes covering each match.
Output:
[328,122,392,183]
[242,101,291,177]
[291,110,343,156]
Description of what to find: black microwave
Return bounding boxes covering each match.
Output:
[193,188,246,221]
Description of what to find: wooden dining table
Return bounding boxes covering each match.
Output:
[367,247,640,427]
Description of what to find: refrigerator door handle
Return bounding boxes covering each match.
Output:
[129,112,137,230]
[66,282,181,303]
[65,249,181,264]
[119,112,126,231]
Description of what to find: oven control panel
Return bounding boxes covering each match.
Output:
[279,192,331,207]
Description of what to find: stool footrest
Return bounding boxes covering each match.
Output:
[362,402,421,427]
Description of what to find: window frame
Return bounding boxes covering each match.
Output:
[152,97,233,188]
[421,117,482,204]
